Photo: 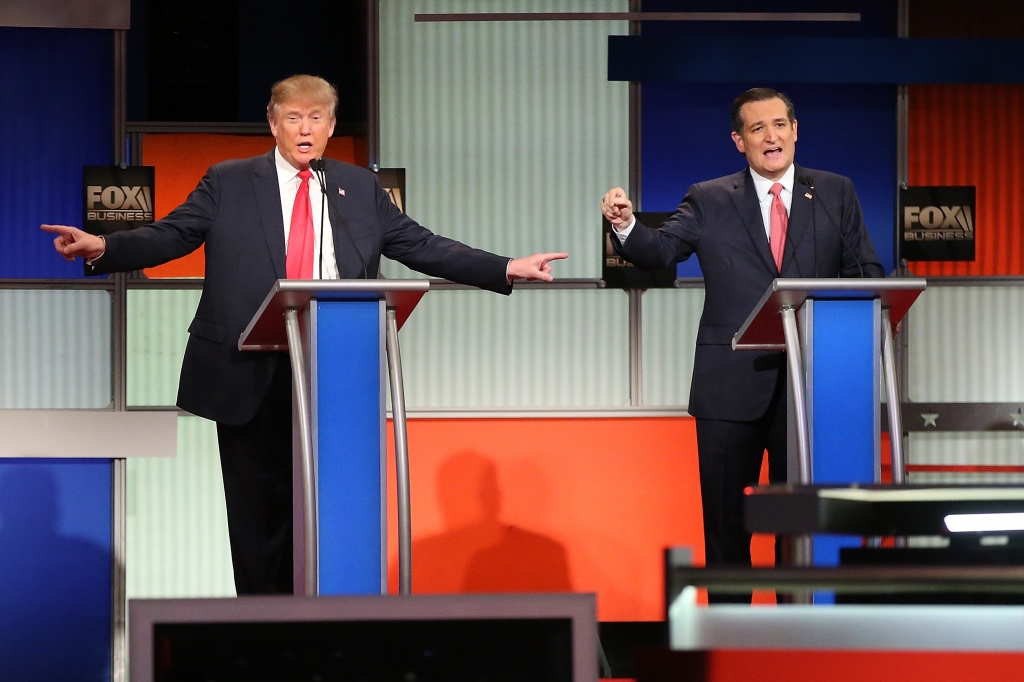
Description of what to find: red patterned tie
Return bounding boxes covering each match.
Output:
[769,182,788,272]
[286,169,315,279]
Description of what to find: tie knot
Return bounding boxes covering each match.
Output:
[298,169,313,182]
[769,182,784,198]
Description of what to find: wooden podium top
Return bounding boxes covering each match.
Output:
[733,277,926,350]
[238,279,429,351]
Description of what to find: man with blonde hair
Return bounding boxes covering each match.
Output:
[44,74,566,595]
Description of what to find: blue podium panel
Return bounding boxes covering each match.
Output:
[0,459,112,681]
[809,299,879,585]
[313,300,385,595]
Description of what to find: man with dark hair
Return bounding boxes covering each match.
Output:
[601,88,884,589]
[43,74,567,595]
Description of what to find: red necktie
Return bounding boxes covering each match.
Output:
[768,182,788,272]
[286,169,315,279]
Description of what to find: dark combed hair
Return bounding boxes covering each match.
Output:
[731,88,796,134]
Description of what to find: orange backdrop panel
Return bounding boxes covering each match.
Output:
[383,417,777,621]
[907,84,1024,276]
[140,133,358,278]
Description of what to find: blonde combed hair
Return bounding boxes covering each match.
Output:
[267,74,338,121]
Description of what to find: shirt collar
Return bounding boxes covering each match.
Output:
[749,163,796,200]
[274,147,302,181]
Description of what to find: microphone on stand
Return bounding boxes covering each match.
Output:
[798,174,864,278]
[309,157,368,280]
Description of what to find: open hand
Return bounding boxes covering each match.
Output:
[41,224,105,262]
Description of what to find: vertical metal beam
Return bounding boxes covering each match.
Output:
[385,308,413,594]
[626,0,644,408]
[110,27,129,682]
[882,313,906,484]
[286,308,319,596]
[628,289,644,406]
[367,0,381,169]
[782,307,811,485]
[627,0,642,206]
[894,0,912,473]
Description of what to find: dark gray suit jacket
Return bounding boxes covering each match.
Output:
[615,165,884,421]
[90,151,512,425]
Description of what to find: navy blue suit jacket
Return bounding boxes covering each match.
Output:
[616,165,884,421]
[89,151,512,425]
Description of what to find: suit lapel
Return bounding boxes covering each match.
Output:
[783,164,812,274]
[729,169,777,274]
[253,150,286,279]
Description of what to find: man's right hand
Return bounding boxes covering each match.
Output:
[41,224,105,262]
[601,187,633,232]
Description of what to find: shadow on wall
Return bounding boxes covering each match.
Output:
[391,451,572,593]
[0,465,110,682]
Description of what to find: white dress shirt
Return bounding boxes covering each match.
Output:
[276,147,339,279]
[749,163,794,240]
[612,163,796,245]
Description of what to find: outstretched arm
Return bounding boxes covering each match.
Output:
[41,224,106,262]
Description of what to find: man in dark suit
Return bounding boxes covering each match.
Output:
[601,88,884,583]
[43,74,567,595]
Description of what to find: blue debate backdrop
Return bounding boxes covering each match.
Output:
[641,82,897,278]
[0,27,112,279]
[634,0,899,278]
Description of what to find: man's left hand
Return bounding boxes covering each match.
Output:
[507,253,569,282]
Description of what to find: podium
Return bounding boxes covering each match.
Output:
[733,278,926,565]
[239,280,429,596]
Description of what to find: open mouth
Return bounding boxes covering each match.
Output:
[297,142,313,153]
[764,147,783,158]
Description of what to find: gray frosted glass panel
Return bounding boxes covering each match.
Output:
[127,289,200,407]
[0,290,110,408]
[379,0,629,280]
[642,288,704,408]
[398,289,629,408]
[908,432,1024,485]
[126,416,234,598]
[908,286,1024,402]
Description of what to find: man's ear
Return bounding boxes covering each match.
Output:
[732,131,745,154]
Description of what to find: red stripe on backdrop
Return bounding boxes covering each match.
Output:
[908,464,1024,474]
[907,85,1024,276]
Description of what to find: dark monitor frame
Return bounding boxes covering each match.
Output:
[129,593,598,682]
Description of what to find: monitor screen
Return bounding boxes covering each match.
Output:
[131,593,597,682]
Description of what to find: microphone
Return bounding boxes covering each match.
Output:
[798,174,864,278]
[309,157,368,280]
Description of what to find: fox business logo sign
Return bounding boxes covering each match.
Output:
[83,166,155,235]
[899,186,975,262]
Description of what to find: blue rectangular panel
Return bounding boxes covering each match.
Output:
[635,2,898,277]
[610,36,1024,85]
[0,28,113,279]
[812,300,876,485]
[314,300,383,595]
[811,300,876,571]
[0,459,112,681]
[641,83,896,277]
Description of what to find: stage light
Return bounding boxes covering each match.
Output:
[944,512,1024,533]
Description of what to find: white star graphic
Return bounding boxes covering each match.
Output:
[1012,408,1024,428]
[921,413,939,428]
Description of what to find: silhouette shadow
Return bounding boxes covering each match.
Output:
[0,465,110,682]
[394,451,572,594]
